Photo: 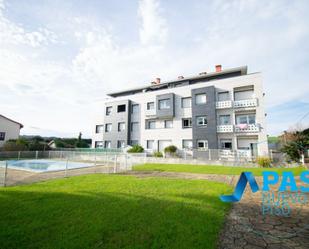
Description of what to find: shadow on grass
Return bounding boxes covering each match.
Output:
[0,187,230,249]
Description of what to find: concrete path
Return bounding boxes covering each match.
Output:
[126,171,309,249]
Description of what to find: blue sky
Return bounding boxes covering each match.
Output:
[0,0,309,138]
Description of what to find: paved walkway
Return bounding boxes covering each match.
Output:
[126,171,309,249]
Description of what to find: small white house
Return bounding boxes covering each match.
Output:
[0,114,23,147]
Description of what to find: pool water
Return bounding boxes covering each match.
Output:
[6,159,94,172]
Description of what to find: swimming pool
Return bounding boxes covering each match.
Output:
[5,159,94,172]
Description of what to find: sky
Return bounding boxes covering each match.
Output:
[0,0,309,138]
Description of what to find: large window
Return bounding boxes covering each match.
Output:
[220,139,232,149]
[147,140,154,149]
[147,102,154,110]
[164,120,173,128]
[118,122,125,132]
[117,104,126,112]
[106,106,112,116]
[158,99,170,109]
[146,120,156,129]
[197,140,208,151]
[130,140,138,146]
[182,140,192,149]
[195,93,207,104]
[117,140,125,148]
[182,118,192,128]
[105,123,112,132]
[236,114,256,124]
[104,141,111,148]
[219,115,231,125]
[95,125,104,133]
[0,132,6,141]
[181,97,191,108]
[131,122,139,132]
[196,116,207,126]
[95,141,103,148]
[131,104,139,114]
[218,92,229,101]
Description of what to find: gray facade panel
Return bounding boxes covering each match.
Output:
[156,93,175,118]
[103,100,131,148]
[191,86,218,157]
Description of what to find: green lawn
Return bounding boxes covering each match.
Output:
[133,163,306,176]
[0,174,231,249]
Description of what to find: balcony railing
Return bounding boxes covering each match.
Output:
[216,100,232,109]
[234,98,257,108]
[145,109,156,117]
[235,124,260,133]
[217,125,233,133]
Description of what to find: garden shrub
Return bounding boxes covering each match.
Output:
[164,145,177,154]
[153,151,163,157]
[256,156,272,168]
[127,145,144,153]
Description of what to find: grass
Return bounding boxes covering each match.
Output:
[0,174,231,249]
[133,163,306,176]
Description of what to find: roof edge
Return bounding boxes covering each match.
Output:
[0,114,23,128]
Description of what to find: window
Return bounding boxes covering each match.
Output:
[117,140,125,148]
[220,139,232,149]
[182,118,192,128]
[130,140,138,146]
[118,122,125,132]
[234,89,254,101]
[219,115,231,125]
[105,123,112,132]
[0,132,6,141]
[117,104,126,112]
[104,141,111,148]
[147,140,154,149]
[131,122,139,132]
[147,102,154,110]
[158,99,170,109]
[146,120,156,129]
[95,125,104,133]
[131,104,139,114]
[182,140,192,149]
[95,141,103,148]
[195,93,206,104]
[181,97,191,108]
[197,140,208,151]
[196,116,207,126]
[106,106,112,116]
[218,92,230,101]
[236,114,256,124]
[164,120,173,128]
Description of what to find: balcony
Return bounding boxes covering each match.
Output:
[145,109,156,117]
[216,100,232,109]
[234,98,257,108]
[217,125,233,133]
[235,124,260,133]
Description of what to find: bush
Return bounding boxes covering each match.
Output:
[164,145,177,154]
[127,145,144,153]
[256,156,272,168]
[153,151,163,157]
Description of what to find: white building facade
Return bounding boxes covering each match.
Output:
[0,115,23,147]
[92,66,269,159]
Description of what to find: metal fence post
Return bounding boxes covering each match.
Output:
[35,151,38,160]
[125,153,128,171]
[65,157,69,178]
[114,154,117,173]
[209,149,211,160]
[94,150,97,167]
[4,161,8,187]
[18,151,21,160]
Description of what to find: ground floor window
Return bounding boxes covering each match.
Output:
[117,140,125,148]
[95,141,103,148]
[182,140,192,149]
[0,132,5,141]
[104,141,111,148]
[147,140,154,149]
[130,140,139,146]
[197,140,208,151]
[220,139,232,149]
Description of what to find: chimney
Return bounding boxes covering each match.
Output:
[178,76,184,79]
[199,72,207,75]
[215,65,222,72]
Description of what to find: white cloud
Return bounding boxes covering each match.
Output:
[138,0,168,45]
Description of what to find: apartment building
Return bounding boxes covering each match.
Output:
[92,65,268,158]
[0,114,23,147]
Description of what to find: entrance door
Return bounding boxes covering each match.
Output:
[250,143,258,157]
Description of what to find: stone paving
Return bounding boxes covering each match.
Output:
[126,171,309,249]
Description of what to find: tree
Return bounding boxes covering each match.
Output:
[281,128,309,163]
[75,132,90,148]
